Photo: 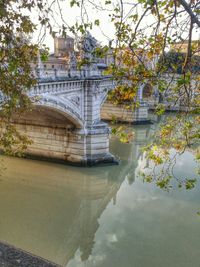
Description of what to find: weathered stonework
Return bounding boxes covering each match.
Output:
[0,241,59,267]
[8,34,154,165]
[11,71,117,166]
[101,102,150,124]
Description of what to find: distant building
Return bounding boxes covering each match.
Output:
[54,36,75,57]
[170,40,200,56]
[31,53,69,71]
[42,54,68,70]
[33,36,115,71]
[32,36,76,71]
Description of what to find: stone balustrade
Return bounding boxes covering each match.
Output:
[32,68,104,82]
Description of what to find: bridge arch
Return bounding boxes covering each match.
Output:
[35,95,84,129]
[143,83,153,99]
[12,102,85,164]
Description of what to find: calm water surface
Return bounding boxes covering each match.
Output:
[0,122,199,267]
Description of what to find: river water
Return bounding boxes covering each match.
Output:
[0,122,199,267]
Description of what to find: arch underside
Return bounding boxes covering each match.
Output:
[35,104,83,129]
[36,95,84,128]
[143,83,153,98]
[12,105,83,129]
[11,105,85,164]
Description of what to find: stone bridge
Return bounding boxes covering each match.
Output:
[13,68,117,166]
[11,32,150,166]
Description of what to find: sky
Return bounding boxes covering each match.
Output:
[31,0,116,52]
[30,0,200,53]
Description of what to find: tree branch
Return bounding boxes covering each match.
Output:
[179,0,200,27]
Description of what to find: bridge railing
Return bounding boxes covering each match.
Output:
[32,68,104,81]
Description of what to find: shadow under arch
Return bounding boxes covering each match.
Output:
[143,82,154,98]
[34,103,83,129]
[10,101,85,164]
[34,96,84,129]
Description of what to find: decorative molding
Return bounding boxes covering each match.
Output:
[38,94,84,127]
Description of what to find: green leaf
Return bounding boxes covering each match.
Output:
[185,179,197,190]
[94,19,100,26]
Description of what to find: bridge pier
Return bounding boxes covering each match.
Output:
[81,79,117,165]
[101,101,149,124]
[74,123,116,166]
[101,83,150,124]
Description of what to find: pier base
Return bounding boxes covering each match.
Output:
[101,102,150,124]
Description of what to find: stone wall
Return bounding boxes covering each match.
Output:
[14,122,112,166]
[15,123,79,163]
[11,106,113,166]
[101,102,149,123]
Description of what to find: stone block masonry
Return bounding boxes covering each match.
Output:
[14,122,114,166]
[101,102,150,124]
[10,76,118,166]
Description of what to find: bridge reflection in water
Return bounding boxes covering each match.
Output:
[0,124,152,266]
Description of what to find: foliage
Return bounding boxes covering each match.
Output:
[140,115,200,190]
[111,125,134,143]
[0,0,50,155]
[67,0,200,188]
[159,51,200,74]
[0,0,199,189]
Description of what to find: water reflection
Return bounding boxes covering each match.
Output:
[0,123,199,267]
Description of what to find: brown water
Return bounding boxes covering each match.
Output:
[0,123,199,267]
